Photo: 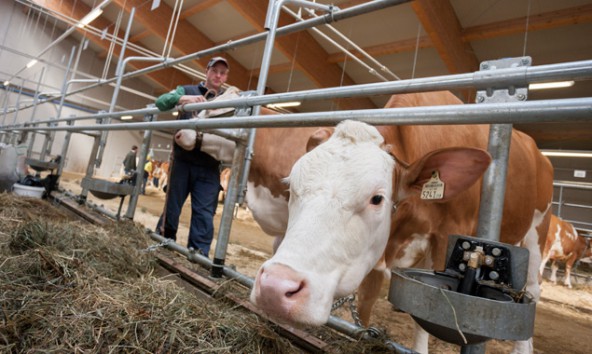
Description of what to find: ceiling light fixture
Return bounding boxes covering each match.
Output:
[26,59,38,68]
[3,81,9,87]
[121,115,133,120]
[541,150,592,158]
[78,8,104,28]
[266,101,301,109]
[172,111,179,116]
[529,81,575,90]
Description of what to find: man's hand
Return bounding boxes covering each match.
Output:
[178,95,206,105]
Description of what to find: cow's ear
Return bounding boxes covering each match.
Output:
[398,147,491,201]
[306,127,334,152]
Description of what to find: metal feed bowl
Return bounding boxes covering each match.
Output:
[81,177,134,200]
[389,269,535,345]
[25,158,59,172]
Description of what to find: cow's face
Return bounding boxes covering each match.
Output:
[250,120,394,325]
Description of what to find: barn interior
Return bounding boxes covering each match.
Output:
[0,1,591,353]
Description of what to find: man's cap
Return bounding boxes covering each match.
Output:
[207,56,229,69]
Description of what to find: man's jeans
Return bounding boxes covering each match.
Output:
[156,159,220,256]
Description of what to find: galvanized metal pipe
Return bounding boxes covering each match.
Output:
[96,7,136,168]
[124,108,155,220]
[210,133,249,278]
[554,180,592,190]
[5,0,409,119]
[6,59,591,127]
[476,124,513,242]
[7,97,590,133]
[41,46,77,161]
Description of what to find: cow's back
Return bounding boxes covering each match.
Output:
[379,91,553,269]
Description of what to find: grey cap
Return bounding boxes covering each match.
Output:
[207,56,229,69]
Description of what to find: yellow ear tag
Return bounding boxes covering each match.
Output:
[421,170,445,200]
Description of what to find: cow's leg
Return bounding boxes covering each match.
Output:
[564,255,577,288]
[539,252,551,278]
[511,211,545,354]
[356,268,388,326]
[549,261,558,284]
[413,323,429,354]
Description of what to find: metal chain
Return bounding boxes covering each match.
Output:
[143,239,172,253]
[331,293,362,327]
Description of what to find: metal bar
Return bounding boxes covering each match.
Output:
[79,129,102,200]
[3,0,410,118]
[5,59,591,127]
[124,107,155,220]
[96,7,136,168]
[210,132,249,278]
[554,180,592,190]
[476,124,513,241]
[41,46,77,161]
[557,185,564,216]
[563,202,592,210]
[6,97,591,133]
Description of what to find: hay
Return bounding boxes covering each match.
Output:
[0,193,396,353]
[0,194,297,353]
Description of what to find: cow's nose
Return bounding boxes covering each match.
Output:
[255,263,308,312]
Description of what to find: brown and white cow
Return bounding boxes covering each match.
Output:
[540,214,592,288]
[248,92,554,354]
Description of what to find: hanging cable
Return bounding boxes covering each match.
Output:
[283,6,399,82]
[411,22,422,80]
[102,7,123,79]
[286,32,301,92]
[522,0,532,57]
[302,7,401,81]
[162,0,184,59]
[166,0,184,59]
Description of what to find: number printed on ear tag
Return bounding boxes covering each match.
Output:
[421,170,445,200]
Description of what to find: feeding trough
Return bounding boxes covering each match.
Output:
[80,177,135,219]
[26,158,59,173]
[389,235,536,346]
[81,177,134,200]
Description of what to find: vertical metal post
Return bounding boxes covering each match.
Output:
[42,45,76,161]
[210,135,249,278]
[210,93,256,277]
[57,115,76,177]
[79,111,106,201]
[97,7,135,168]
[7,79,25,145]
[237,0,285,205]
[466,57,531,354]
[21,67,46,151]
[557,186,564,217]
[475,124,513,241]
[0,86,10,142]
[124,105,155,220]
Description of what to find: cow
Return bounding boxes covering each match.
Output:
[157,161,169,191]
[540,214,592,288]
[248,91,554,354]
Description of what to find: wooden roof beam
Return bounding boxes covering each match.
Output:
[411,0,479,74]
[227,0,375,110]
[31,0,193,92]
[327,4,592,64]
[111,0,251,90]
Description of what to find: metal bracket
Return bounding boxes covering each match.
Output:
[476,57,531,104]
[235,90,257,117]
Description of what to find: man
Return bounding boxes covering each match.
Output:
[154,56,230,257]
[122,145,137,175]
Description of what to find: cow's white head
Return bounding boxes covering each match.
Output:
[250,120,395,325]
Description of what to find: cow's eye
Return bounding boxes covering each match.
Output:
[370,195,384,205]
